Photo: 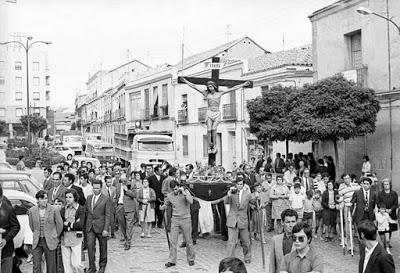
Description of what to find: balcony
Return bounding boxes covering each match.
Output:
[356,67,368,87]
[198,107,207,122]
[159,105,169,118]
[178,109,188,123]
[222,103,237,120]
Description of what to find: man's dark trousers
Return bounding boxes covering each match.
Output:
[87,230,107,272]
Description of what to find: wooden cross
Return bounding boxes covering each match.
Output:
[178,56,253,166]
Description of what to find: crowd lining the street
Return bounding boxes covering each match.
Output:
[1,151,398,273]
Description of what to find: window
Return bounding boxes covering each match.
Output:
[46,90,50,101]
[182,135,188,156]
[33,92,40,100]
[0,92,4,101]
[0,77,5,85]
[0,61,4,70]
[15,61,22,70]
[152,86,159,117]
[33,77,40,86]
[33,108,40,114]
[129,91,141,121]
[45,76,50,86]
[203,135,208,158]
[33,62,39,71]
[15,77,22,86]
[162,84,168,106]
[181,94,187,109]
[15,92,22,101]
[0,108,5,117]
[16,108,23,117]
[349,31,362,69]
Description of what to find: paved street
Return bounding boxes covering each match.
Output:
[20,226,400,273]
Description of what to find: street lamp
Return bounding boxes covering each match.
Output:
[0,37,51,149]
[356,7,400,34]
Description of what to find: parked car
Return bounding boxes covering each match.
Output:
[73,156,101,169]
[54,145,74,160]
[0,169,42,197]
[4,189,36,249]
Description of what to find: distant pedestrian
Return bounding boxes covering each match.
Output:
[138,178,156,238]
[361,155,371,176]
[270,175,290,233]
[16,155,26,171]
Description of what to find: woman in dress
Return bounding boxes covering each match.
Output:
[361,155,371,175]
[60,189,86,273]
[377,178,398,249]
[138,178,156,238]
[321,181,337,241]
[270,175,290,233]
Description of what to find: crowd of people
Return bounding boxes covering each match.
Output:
[1,151,398,273]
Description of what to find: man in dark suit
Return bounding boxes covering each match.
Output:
[148,165,166,228]
[103,175,117,238]
[351,177,377,226]
[357,220,395,273]
[63,173,86,206]
[114,174,137,250]
[48,172,67,205]
[243,164,256,192]
[86,179,111,273]
[0,187,21,273]
[42,167,53,191]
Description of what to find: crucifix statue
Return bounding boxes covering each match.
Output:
[178,56,253,166]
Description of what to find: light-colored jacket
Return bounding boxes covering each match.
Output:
[28,205,63,251]
[269,233,295,273]
[224,190,253,229]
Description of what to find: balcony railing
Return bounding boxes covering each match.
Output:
[222,103,237,120]
[178,109,188,123]
[159,105,169,118]
[356,67,368,87]
[198,107,207,122]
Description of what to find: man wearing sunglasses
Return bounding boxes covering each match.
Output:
[280,222,324,273]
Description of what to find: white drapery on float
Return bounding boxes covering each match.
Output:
[184,176,233,235]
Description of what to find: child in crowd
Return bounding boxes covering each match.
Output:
[303,191,314,227]
[250,183,263,241]
[289,183,305,222]
[375,203,393,254]
[54,198,65,273]
[312,190,323,240]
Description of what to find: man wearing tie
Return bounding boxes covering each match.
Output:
[86,179,111,273]
[148,165,165,228]
[48,172,66,205]
[103,176,116,238]
[302,168,314,192]
[351,177,377,226]
[225,179,254,264]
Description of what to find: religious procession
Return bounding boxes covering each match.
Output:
[1,0,400,273]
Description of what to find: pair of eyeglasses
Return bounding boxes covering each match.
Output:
[292,235,306,242]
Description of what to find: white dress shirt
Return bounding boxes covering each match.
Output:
[118,184,124,204]
[363,241,378,273]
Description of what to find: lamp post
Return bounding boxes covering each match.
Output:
[0,37,51,149]
[356,7,400,34]
[356,6,399,181]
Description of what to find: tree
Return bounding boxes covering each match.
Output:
[20,115,48,140]
[288,74,380,165]
[70,122,76,130]
[0,120,7,136]
[247,85,297,155]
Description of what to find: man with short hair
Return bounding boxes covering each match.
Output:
[48,172,66,205]
[102,176,116,238]
[358,220,395,273]
[280,222,323,273]
[86,180,111,273]
[274,153,285,174]
[162,167,177,231]
[148,165,166,228]
[162,180,195,268]
[284,164,297,188]
[43,167,53,191]
[225,179,253,263]
[269,209,298,273]
[218,257,247,273]
[301,168,313,192]
[262,173,275,232]
[63,173,86,206]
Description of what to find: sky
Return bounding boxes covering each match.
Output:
[0,0,336,109]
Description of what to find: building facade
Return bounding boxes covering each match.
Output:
[0,35,51,138]
[309,0,400,190]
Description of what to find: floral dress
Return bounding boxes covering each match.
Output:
[271,184,290,220]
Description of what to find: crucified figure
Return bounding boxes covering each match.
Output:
[181,77,250,153]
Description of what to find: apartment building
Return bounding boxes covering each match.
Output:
[0,35,51,138]
[309,0,400,188]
